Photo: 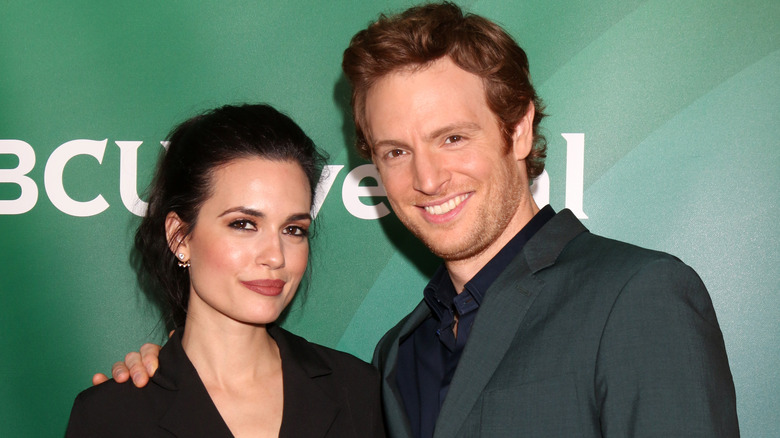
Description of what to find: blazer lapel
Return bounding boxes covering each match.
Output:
[272,326,341,438]
[432,209,587,438]
[377,301,432,438]
[156,332,234,437]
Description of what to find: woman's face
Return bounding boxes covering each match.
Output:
[168,157,312,326]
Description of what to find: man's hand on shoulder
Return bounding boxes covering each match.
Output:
[91,343,162,388]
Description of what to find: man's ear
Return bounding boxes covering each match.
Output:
[164,212,188,259]
[511,102,535,162]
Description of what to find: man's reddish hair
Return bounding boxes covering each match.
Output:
[342,2,547,178]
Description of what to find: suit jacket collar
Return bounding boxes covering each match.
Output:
[152,325,343,438]
[272,325,341,437]
[523,209,588,274]
[377,301,432,438]
[154,330,234,437]
[432,209,587,437]
[434,209,587,437]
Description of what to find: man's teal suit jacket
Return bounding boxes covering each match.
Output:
[373,209,738,437]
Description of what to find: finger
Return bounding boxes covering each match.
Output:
[92,373,109,386]
[111,360,130,383]
[125,352,150,388]
[140,343,162,377]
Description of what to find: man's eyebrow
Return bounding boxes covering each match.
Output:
[371,122,482,151]
[425,122,481,142]
[372,138,408,150]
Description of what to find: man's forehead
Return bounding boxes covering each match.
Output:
[364,60,490,134]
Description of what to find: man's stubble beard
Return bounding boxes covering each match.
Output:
[390,174,526,264]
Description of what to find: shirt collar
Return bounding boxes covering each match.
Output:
[423,205,556,319]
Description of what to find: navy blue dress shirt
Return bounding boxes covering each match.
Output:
[396,205,555,438]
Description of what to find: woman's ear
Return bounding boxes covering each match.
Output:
[511,101,535,162]
[165,212,188,260]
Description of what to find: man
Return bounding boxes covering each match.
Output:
[102,3,739,437]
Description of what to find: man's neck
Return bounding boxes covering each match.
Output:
[445,199,540,292]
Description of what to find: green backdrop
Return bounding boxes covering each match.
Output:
[1,1,777,436]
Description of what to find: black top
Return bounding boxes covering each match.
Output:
[396,205,555,438]
[66,325,385,437]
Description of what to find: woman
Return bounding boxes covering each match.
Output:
[66,104,384,437]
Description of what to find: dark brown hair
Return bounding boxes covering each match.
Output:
[136,104,325,327]
[342,1,547,179]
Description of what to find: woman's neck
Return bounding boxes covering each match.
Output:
[180,313,281,389]
[180,310,285,437]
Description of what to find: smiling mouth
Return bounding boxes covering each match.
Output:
[423,194,471,215]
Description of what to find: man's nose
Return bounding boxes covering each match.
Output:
[412,149,449,195]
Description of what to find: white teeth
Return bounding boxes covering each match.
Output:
[424,194,470,215]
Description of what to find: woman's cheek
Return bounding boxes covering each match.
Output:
[195,235,246,274]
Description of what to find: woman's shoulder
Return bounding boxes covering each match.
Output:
[72,378,163,407]
[271,325,377,377]
[270,326,385,437]
[66,379,169,436]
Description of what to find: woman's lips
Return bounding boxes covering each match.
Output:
[241,279,286,296]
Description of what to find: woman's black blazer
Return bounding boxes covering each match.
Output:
[66,326,385,437]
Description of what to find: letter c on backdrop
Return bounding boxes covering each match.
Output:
[44,139,109,217]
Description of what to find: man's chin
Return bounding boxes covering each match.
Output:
[398,216,483,260]
[420,236,486,263]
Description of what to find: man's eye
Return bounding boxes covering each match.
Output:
[386,149,406,159]
[230,219,256,231]
[444,135,462,144]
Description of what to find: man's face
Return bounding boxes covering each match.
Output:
[364,57,536,268]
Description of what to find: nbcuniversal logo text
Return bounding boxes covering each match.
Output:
[0,134,587,219]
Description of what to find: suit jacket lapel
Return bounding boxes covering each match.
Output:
[272,325,341,438]
[432,209,587,438]
[376,301,432,438]
[157,324,364,438]
[432,253,539,438]
[156,331,234,437]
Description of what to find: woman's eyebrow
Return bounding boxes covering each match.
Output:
[287,213,312,222]
[219,207,311,223]
[218,207,264,218]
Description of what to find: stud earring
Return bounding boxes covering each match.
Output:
[177,253,190,268]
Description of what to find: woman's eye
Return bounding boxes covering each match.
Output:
[230,219,257,231]
[444,135,462,144]
[283,225,309,237]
